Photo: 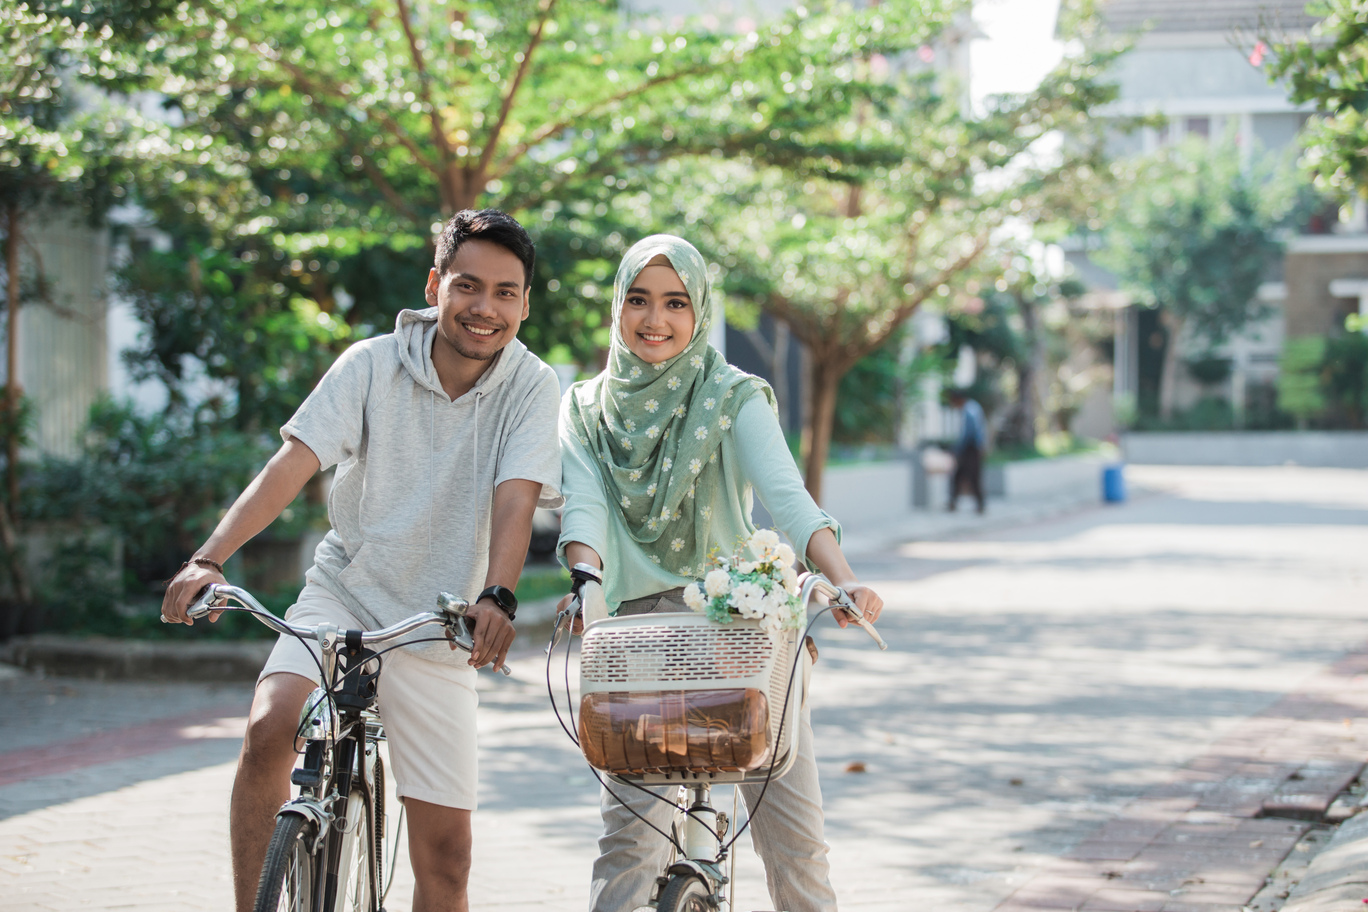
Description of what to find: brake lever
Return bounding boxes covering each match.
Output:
[445,612,514,678]
[833,589,888,651]
[546,598,581,655]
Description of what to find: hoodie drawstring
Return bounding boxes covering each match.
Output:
[429,390,436,555]
[473,391,483,529]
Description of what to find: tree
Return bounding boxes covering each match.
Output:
[99,0,957,375]
[650,35,1120,500]
[1098,136,1294,420]
[1264,1,1368,200]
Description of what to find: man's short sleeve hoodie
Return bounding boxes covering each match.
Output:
[281,306,563,663]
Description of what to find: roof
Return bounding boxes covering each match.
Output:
[1096,0,1320,34]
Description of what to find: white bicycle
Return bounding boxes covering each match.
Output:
[547,566,886,912]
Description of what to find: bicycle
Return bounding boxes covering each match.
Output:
[180,582,510,912]
[547,566,887,912]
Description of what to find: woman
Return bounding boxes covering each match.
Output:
[558,234,884,912]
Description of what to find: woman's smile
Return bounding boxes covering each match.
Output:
[620,263,695,363]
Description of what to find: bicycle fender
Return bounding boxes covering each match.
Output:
[277,797,330,835]
[666,859,727,886]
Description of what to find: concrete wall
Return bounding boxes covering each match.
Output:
[820,460,913,528]
[1123,432,1368,468]
[6,215,112,459]
[986,453,1110,502]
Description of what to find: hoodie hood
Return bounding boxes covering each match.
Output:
[394,306,529,400]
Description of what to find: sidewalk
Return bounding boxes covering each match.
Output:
[839,489,1116,557]
[993,647,1368,912]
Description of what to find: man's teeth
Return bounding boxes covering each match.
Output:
[465,325,497,336]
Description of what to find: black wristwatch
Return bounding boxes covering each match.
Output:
[477,584,518,622]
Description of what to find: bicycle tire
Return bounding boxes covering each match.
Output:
[656,874,716,912]
[329,786,376,912]
[372,756,386,900]
[253,812,316,912]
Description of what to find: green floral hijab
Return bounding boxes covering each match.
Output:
[565,235,776,578]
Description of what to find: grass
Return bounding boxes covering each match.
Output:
[517,563,571,603]
[986,433,1116,465]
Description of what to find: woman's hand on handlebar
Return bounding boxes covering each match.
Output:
[555,592,585,635]
[161,564,227,625]
[833,582,883,629]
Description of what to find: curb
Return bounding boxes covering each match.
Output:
[0,596,566,682]
[1282,811,1368,912]
[0,634,274,682]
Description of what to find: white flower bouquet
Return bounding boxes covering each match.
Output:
[683,528,803,636]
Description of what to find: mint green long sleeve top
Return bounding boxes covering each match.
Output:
[558,394,841,614]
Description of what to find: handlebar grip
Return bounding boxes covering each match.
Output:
[186,584,225,620]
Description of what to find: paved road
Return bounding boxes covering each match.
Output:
[2,465,1366,911]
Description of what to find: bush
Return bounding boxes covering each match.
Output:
[21,398,322,634]
[1276,332,1368,429]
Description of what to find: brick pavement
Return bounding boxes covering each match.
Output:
[0,708,245,788]
[994,649,1368,912]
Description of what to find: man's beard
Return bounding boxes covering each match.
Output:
[451,335,502,361]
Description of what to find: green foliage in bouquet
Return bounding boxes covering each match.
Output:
[683,529,803,635]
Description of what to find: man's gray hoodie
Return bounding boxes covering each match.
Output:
[281,307,563,663]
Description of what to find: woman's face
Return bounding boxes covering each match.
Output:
[619,264,696,364]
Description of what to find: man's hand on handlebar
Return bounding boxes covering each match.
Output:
[467,599,515,672]
[161,564,228,625]
[832,583,884,629]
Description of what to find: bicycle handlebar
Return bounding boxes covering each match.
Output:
[549,568,888,651]
[184,583,514,674]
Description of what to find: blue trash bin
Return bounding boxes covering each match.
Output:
[1102,463,1126,503]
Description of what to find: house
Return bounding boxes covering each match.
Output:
[1073,0,1365,427]
[4,212,112,460]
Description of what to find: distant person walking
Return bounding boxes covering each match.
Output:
[948,389,986,514]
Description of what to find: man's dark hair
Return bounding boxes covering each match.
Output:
[434,209,535,286]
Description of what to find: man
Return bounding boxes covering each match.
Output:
[947,389,986,514]
[160,209,563,912]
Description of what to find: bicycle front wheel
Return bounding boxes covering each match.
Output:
[253,812,316,912]
[329,787,376,912]
[656,874,716,912]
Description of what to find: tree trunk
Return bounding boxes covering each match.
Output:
[1002,294,1042,448]
[2,206,30,606]
[771,321,790,432]
[802,354,844,506]
[1158,310,1184,421]
[6,205,19,511]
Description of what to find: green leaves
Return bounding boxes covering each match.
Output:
[1099,136,1295,350]
[1264,0,1368,198]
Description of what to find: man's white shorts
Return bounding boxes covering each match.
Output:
[258,582,479,810]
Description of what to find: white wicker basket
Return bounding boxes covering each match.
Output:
[578,611,807,785]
